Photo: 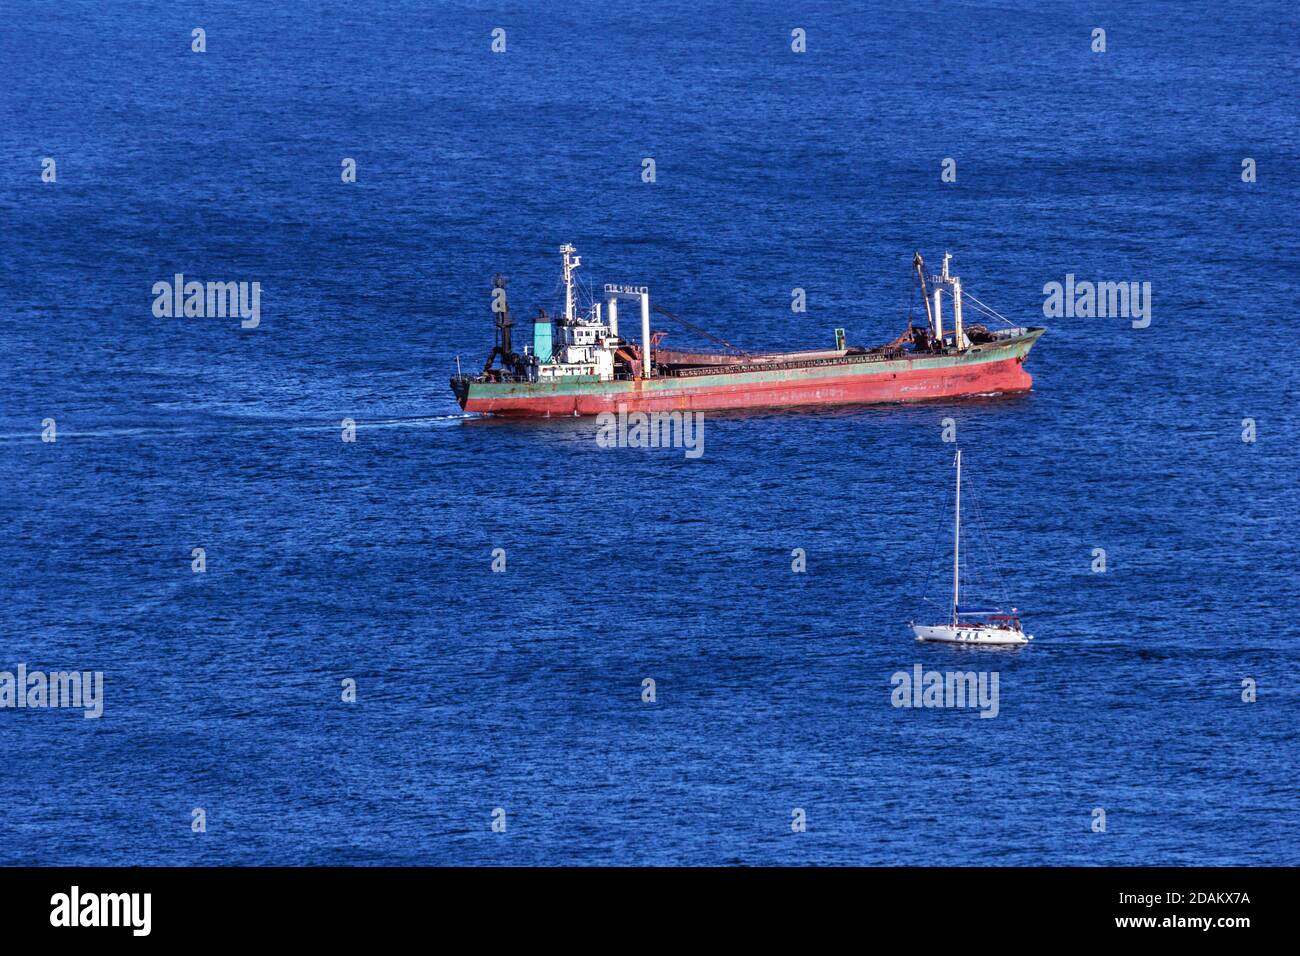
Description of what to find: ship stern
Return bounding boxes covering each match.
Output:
[449,375,472,410]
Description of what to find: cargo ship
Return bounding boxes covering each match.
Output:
[450,245,1043,417]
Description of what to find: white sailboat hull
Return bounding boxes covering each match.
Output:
[913,623,1031,646]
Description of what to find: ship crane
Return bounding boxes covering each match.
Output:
[481,273,527,377]
[914,252,936,340]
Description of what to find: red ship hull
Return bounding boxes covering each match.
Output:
[457,332,1040,417]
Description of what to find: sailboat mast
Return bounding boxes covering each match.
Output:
[952,448,961,626]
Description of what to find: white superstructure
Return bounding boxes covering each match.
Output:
[532,244,652,383]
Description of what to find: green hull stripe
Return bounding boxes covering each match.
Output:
[470,332,1041,399]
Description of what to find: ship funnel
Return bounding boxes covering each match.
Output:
[533,309,552,363]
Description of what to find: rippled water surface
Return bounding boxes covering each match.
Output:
[1,1,1296,864]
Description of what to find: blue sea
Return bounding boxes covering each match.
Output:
[1,1,1296,865]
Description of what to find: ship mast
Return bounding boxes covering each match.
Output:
[560,243,580,322]
[952,448,961,626]
[930,254,968,350]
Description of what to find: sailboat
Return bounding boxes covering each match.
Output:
[911,449,1033,646]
